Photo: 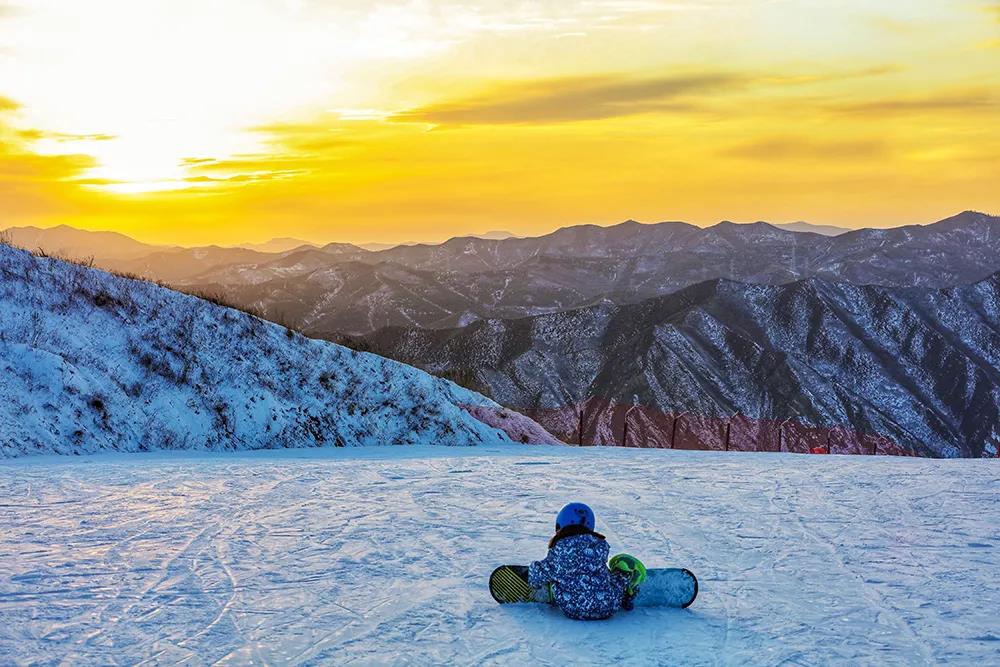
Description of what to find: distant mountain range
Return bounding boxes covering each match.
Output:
[1,226,525,262]
[348,273,1000,458]
[234,237,317,253]
[2,224,173,262]
[0,243,557,457]
[357,231,520,251]
[773,222,851,236]
[140,211,999,335]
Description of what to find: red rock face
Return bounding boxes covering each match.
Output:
[526,400,916,456]
[458,404,563,445]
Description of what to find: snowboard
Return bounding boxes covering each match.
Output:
[489,565,698,609]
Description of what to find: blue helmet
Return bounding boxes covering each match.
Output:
[556,502,595,532]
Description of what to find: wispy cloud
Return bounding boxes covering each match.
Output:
[392,72,747,125]
[0,149,96,181]
[180,153,324,186]
[760,65,902,86]
[184,170,305,185]
[15,128,116,142]
[0,124,98,216]
[0,95,95,184]
[391,64,902,127]
[832,88,1000,114]
[721,137,889,161]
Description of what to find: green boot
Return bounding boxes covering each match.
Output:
[609,553,647,609]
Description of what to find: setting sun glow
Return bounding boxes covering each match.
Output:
[0,0,998,245]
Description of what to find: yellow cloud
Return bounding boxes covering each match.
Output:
[722,137,889,161]
[0,99,97,183]
[0,114,103,221]
[831,88,1000,114]
[248,121,358,154]
[392,73,746,125]
[392,65,905,127]
[184,170,305,184]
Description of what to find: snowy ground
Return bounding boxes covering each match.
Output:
[0,446,996,666]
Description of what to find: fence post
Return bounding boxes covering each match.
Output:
[670,413,687,449]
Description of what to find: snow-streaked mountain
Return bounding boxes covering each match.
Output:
[0,244,559,457]
[174,211,1000,335]
[351,274,1000,458]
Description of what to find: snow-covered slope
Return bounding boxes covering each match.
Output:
[0,244,559,457]
[361,274,1000,458]
[0,445,995,664]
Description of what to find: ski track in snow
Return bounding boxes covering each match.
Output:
[0,446,997,666]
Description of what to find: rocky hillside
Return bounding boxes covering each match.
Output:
[0,244,559,457]
[352,275,1000,458]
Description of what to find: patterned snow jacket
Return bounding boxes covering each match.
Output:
[528,526,627,620]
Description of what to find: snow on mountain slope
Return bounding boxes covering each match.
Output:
[0,445,995,665]
[0,244,559,457]
[361,274,1000,458]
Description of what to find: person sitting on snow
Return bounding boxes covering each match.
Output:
[528,502,647,620]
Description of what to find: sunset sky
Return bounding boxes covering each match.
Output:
[0,0,997,246]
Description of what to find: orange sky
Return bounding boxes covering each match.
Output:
[0,0,998,246]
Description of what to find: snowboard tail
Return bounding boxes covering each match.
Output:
[490,565,549,604]
[490,565,697,608]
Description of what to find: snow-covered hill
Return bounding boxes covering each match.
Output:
[0,244,558,457]
[0,445,995,664]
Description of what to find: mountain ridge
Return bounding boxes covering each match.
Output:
[345,270,1000,458]
[226,210,1000,335]
[6,211,999,338]
[12,212,989,262]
